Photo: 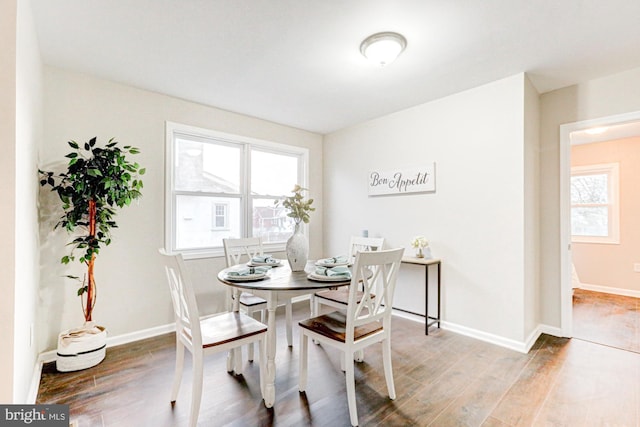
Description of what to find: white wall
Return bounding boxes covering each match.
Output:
[324,74,534,345]
[14,0,43,402]
[39,67,323,351]
[0,0,18,404]
[540,66,640,328]
[523,76,540,336]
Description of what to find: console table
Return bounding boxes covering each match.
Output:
[401,256,442,335]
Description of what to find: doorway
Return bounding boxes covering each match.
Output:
[560,112,640,352]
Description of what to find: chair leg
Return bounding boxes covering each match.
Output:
[171,339,185,405]
[226,349,234,373]
[286,300,293,347]
[382,338,396,399]
[234,345,243,375]
[189,350,204,427]
[310,294,316,317]
[311,297,320,345]
[298,332,308,392]
[247,310,259,362]
[259,337,266,400]
[345,352,359,426]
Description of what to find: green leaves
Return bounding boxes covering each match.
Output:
[39,137,144,268]
[275,185,315,225]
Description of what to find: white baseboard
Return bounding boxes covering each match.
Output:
[391,310,532,353]
[577,283,640,298]
[392,311,566,355]
[26,359,44,404]
[440,321,533,353]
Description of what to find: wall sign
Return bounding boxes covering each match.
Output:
[368,164,435,196]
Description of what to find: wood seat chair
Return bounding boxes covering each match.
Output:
[298,247,404,426]
[223,237,294,362]
[160,250,267,427]
[311,236,385,318]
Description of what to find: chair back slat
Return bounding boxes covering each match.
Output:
[347,248,404,333]
[349,236,385,257]
[160,249,202,348]
[223,237,264,267]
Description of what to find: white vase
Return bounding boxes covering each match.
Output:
[286,223,309,271]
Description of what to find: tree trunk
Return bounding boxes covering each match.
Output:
[85,199,97,322]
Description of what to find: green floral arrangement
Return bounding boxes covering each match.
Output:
[276,184,315,224]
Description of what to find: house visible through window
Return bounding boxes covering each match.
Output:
[165,122,309,257]
[570,162,619,244]
[213,203,228,229]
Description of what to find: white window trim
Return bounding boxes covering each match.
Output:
[164,121,309,259]
[570,162,619,244]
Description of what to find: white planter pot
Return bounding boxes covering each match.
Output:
[286,223,309,271]
[56,323,107,372]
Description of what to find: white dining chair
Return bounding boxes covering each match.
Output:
[223,237,294,361]
[311,236,385,317]
[298,247,404,427]
[160,249,267,427]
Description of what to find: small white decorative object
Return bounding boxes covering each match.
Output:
[286,223,309,271]
[411,236,429,258]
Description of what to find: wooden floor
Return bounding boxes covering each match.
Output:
[38,300,640,427]
[573,288,640,353]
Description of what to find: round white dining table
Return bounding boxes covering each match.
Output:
[217,262,350,408]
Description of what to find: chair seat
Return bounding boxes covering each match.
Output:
[298,311,382,343]
[314,289,375,305]
[184,312,267,349]
[240,293,267,307]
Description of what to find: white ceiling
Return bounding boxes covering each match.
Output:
[30,0,640,135]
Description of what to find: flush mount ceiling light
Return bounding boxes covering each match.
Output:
[360,32,407,66]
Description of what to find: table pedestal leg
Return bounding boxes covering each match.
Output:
[263,296,277,408]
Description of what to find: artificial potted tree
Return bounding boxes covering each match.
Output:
[39,137,144,371]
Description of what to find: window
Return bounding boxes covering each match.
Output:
[212,203,228,229]
[570,163,619,244]
[165,122,309,257]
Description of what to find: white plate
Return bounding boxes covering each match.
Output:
[247,260,283,267]
[307,273,352,282]
[224,272,267,282]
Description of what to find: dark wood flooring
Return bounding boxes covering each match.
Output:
[38,302,640,426]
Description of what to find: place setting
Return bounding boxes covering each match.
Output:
[314,254,353,268]
[307,260,353,283]
[246,254,283,267]
[223,265,273,282]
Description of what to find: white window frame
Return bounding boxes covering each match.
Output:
[570,162,620,244]
[165,121,309,259]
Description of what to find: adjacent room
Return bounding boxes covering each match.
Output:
[3,1,640,426]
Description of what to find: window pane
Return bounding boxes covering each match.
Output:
[571,206,608,236]
[213,204,227,228]
[571,174,608,204]
[252,198,294,243]
[176,195,240,249]
[251,150,298,195]
[175,137,241,193]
